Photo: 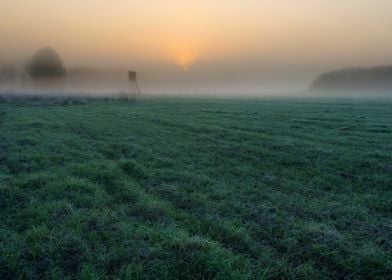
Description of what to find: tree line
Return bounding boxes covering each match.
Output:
[312,66,392,91]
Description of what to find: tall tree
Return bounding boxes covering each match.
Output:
[27,47,66,80]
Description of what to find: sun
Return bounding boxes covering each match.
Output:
[164,36,202,72]
[176,50,197,72]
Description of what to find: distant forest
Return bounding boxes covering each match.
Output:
[312,66,392,91]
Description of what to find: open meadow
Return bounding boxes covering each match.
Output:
[0,97,391,279]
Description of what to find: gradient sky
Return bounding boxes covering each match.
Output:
[1,0,392,93]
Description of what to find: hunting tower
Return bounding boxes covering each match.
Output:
[128,71,142,100]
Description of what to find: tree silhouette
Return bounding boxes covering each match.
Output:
[312,66,392,91]
[27,47,66,80]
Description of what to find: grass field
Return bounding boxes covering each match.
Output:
[0,97,391,279]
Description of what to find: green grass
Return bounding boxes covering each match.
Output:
[0,97,391,279]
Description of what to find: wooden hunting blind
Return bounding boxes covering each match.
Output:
[128,71,136,81]
[128,71,142,100]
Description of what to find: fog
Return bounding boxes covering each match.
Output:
[1,0,392,96]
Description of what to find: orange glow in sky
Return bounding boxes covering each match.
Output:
[1,0,392,75]
[167,42,199,71]
[176,50,197,71]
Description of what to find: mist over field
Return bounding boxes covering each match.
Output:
[1,61,392,97]
[0,46,320,96]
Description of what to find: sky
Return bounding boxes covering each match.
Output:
[1,0,392,94]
